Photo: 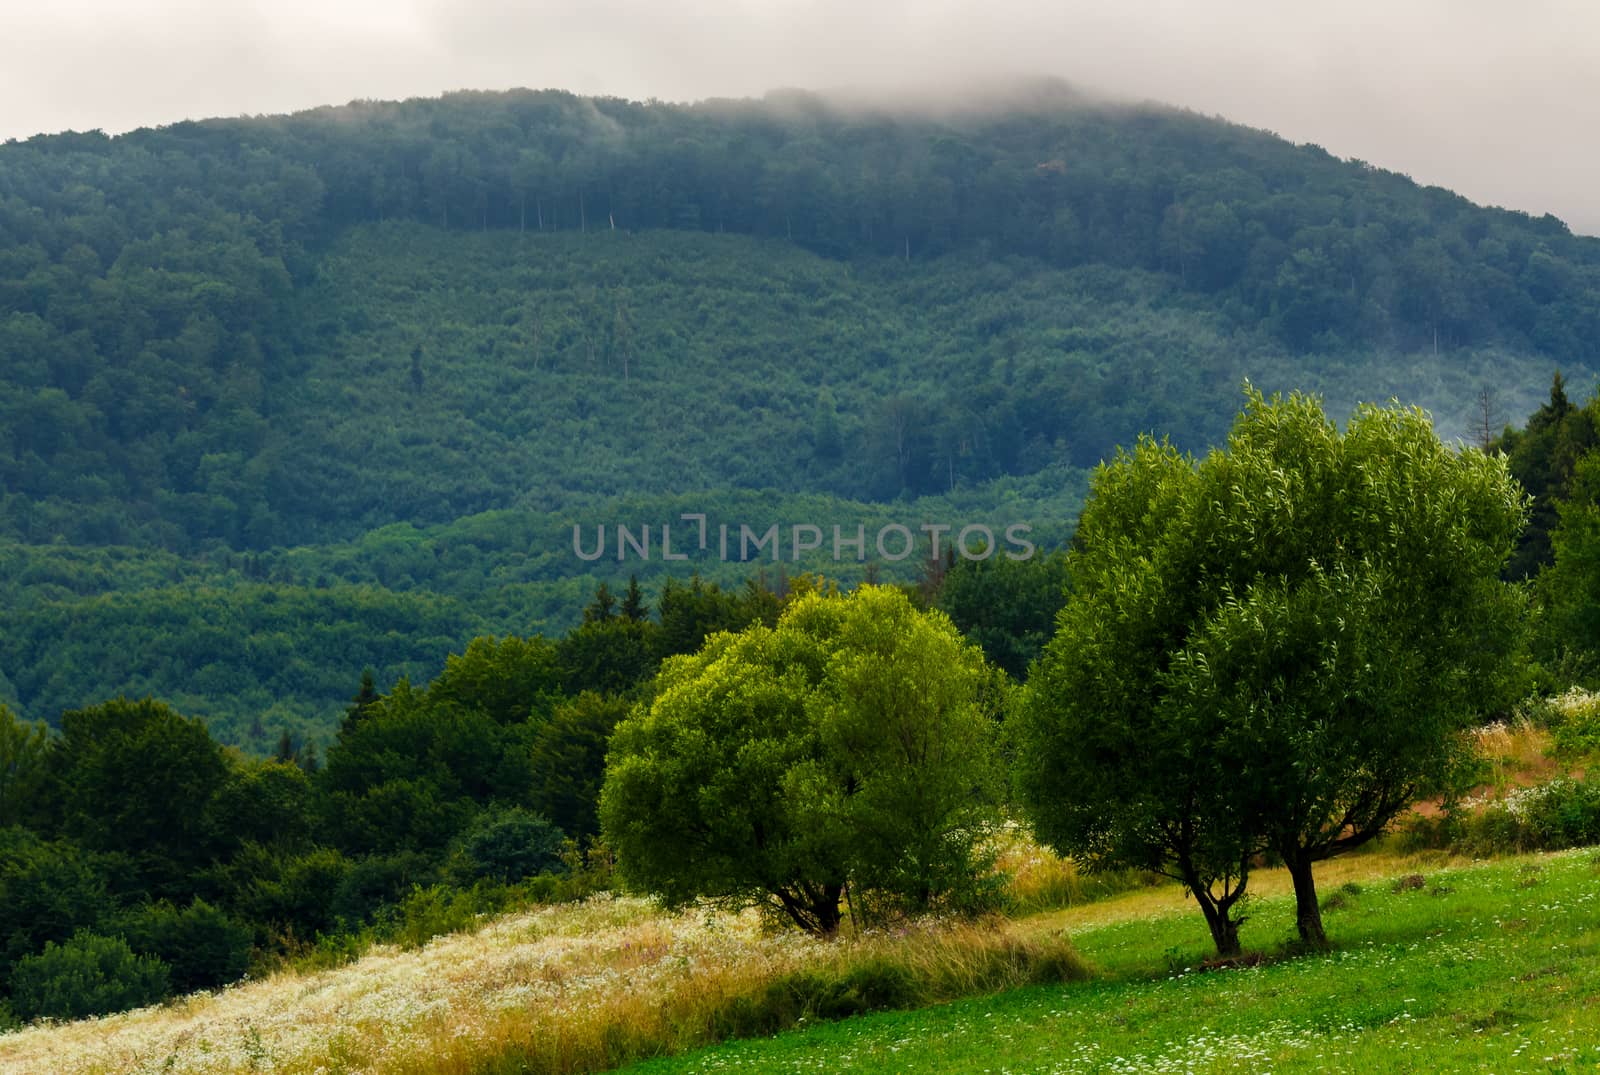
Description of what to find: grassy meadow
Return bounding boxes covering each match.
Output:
[627,847,1600,1074]
[5,842,1598,1075]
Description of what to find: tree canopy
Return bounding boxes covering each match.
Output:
[1015,388,1527,955]
[600,585,1002,934]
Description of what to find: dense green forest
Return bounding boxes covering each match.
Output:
[4,81,1600,744]
[12,380,1600,1029]
[0,554,1076,1024]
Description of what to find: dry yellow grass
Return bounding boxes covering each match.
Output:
[1473,716,1559,790]
[0,892,1085,1075]
[990,825,1161,915]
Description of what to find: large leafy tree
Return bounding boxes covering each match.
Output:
[1014,436,1264,957]
[426,635,564,725]
[41,697,232,897]
[317,680,533,855]
[600,585,1001,935]
[1017,389,1526,955]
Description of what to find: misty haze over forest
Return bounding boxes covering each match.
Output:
[3,0,1597,234]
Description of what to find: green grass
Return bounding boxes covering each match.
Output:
[622,848,1600,1073]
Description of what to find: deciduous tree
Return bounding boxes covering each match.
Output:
[601,586,1002,934]
[1017,389,1526,954]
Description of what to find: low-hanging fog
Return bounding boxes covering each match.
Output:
[2,0,1597,234]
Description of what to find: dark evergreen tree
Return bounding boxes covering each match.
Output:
[583,583,617,624]
[340,670,382,737]
[620,575,648,622]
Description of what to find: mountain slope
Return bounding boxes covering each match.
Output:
[2,82,1598,743]
[4,83,1599,548]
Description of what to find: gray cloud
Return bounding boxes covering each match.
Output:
[2,0,1596,233]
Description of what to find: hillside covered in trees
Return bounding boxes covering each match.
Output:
[3,79,1599,743]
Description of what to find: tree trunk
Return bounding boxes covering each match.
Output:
[1193,892,1242,958]
[774,882,844,936]
[1286,854,1328,948]
[1176,849,1249,959]
[814,883,843,936]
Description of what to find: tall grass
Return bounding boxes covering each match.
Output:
[991,824,1167,915]
[465,920,1089,1075]
[0,896,1087,1075]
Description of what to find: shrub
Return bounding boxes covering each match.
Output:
[330,849,436,925]
[9,931,170,1022]
[452,806,566,884]
[293,927,376,972]
[0,832,109,979]
[385,883,492,949]
[1517,777,1600,847]
[217,844,350,940]
[106,899,253,994]
[710,959,919,1039]
[1401,775,1600,855]
[1549,688,1600,757]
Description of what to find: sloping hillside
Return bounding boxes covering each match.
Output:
[3,82,1598,742]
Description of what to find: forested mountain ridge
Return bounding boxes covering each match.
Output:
[2,80,1597,742]
[4,81,1598,547]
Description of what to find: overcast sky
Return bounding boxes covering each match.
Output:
[3,0,1597,234]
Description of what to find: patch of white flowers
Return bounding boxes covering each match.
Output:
[0,894,825,1075]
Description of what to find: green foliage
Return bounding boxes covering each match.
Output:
[452,806,566,885]
[933,552,1070,679]
[0,578,487,750]
[427,635,564,725]
[328,850,435,928]
[211,843,350,941]
[375,876,588,951]
[43,697,231,895]
[1494,371,1600,578]
[557,619,659,696]
[602,585,1003,933]
[526,692,633,840]
[1511,779,1600,847]
[4,85,1595,564]
[206,758,317,852]
[0,704,48,828]
[384,883,494,950]
[319,679,530,855]
[1536,451,1600,676]
[8,930,171,1022]
[104,899,253,995]
[5,86,1598,750]
[1403,776,1600,855]
[0,829,110,979]
[1550,689,1600,757]
[0,487,1069,749]
[1015,389,1528,954]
